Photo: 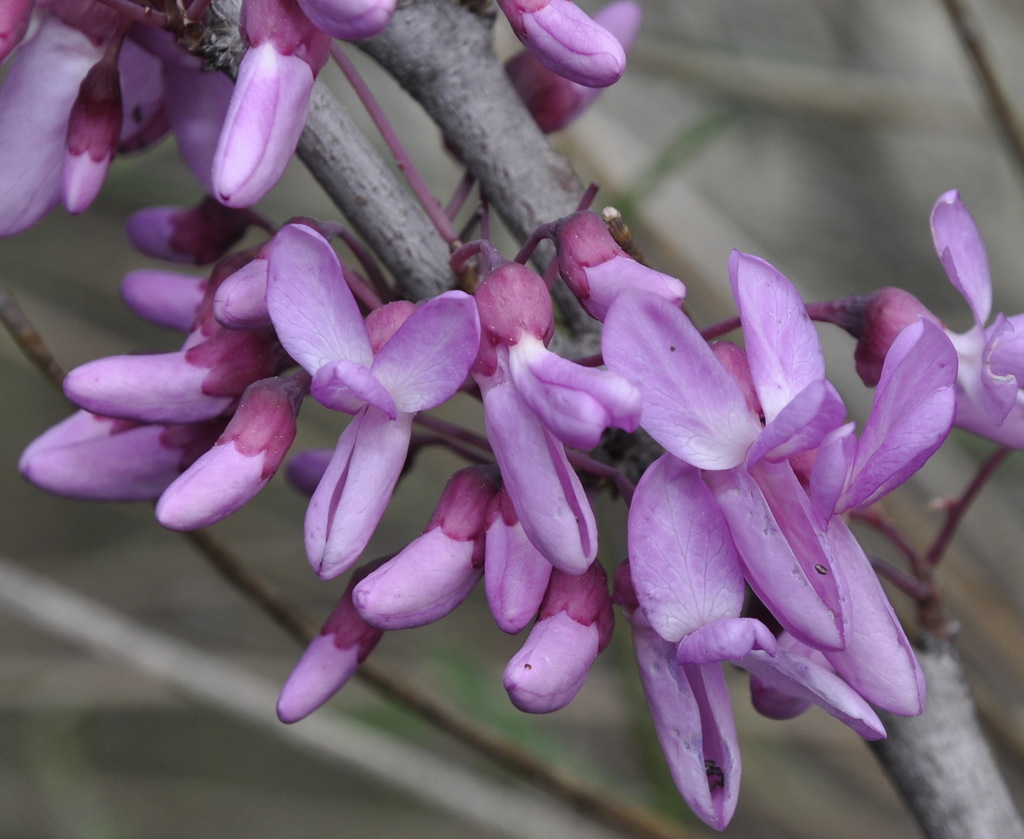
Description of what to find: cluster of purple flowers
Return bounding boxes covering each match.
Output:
[7,0,1024,831]
[0,0,635,234]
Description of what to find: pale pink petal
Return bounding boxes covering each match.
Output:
[371,291,480,413]
[305,407,413,579]
[266,223,372,373]
[211,42,313,207]
[628,455,745,643]
[931,189,991,327]
[603,292,761,470]
[730,250,826,421]
[0,14,103,235]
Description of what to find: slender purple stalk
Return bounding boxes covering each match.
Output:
[330,43,459,245]
[925,445,1012,566]
[94,0,167,26]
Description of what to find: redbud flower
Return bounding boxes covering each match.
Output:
[212,0,331,207]
[296,0,396,40]
[503,561,613,713]
[0,13,104,236]
[126,196,266,265]
[20,410,224,501]
[120,269,206,332]
[553,210,685,321]
[266,224,480,579]
[277,563,384,723]
[506,0,641,132]
[496,0,627,88]
[352,467,501,629]
[62,38,123,213]
[155,370,309,530]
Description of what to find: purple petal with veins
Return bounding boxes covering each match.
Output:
[931,189,992,327]
[371,291,480,413]
[603,292,760,469]
[266,223,372,373]
[628,454,745,643]
[730,250,826,422]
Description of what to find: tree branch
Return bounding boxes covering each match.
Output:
[870,632,1024,839]
[201,0,454,300]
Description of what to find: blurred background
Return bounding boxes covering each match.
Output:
[2,0,1024,836]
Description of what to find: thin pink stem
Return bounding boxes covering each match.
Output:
[566,450,635,504]
[925,445,1012,566]
[700,315,741,341]
[320,221,390,306]
[94,0,167,26]
[445,172,477,222]
[868,554,932,601]
[410,433,491,466]
[330,44,459,245]
[413,413,492,456]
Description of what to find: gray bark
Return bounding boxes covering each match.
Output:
[871,632,1024,839]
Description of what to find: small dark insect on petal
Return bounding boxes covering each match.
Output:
[705,759,725,791]
[814,564,828,575]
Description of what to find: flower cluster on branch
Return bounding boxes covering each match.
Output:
[5,0,1024,833]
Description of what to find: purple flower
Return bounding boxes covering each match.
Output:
[506,1,641,133]
[20,410,225,501]
[553,211,685,321]
[605,251,953,714]
[0,12,104,235]
[212,0,330,207]
[470,258,640,573]
[352,466,500,629]
[931,190,1024,447]
[277,562,384,723]
[503,561,613,713]
[64,253,286,424]
[120,269,206,332]
[155,370,309,530]
[496,0,627,88]
[296,0,396,40]
[266,223,480,579]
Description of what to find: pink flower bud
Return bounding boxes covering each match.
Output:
[20,410,224,501]
[811,288,943,387]
[352,467,501,629]
[277,563,384,723]
[503,562,613,712]
[155,371,308,529]
[62,47,123,213]
[496,0,626,88]
[505,0,640,132]
[120,269,206,331]
[296,0,396,40]
[554,211,684,321]
[126,197,265,265]
[473,261,554,376]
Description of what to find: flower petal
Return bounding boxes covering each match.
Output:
[730,251,825,421]
[266,223,372,373]
[628,454,745,642]
[931,189,991,327]
[305,407,413,579]
[371,291,480,413]
[603,292,760,469]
